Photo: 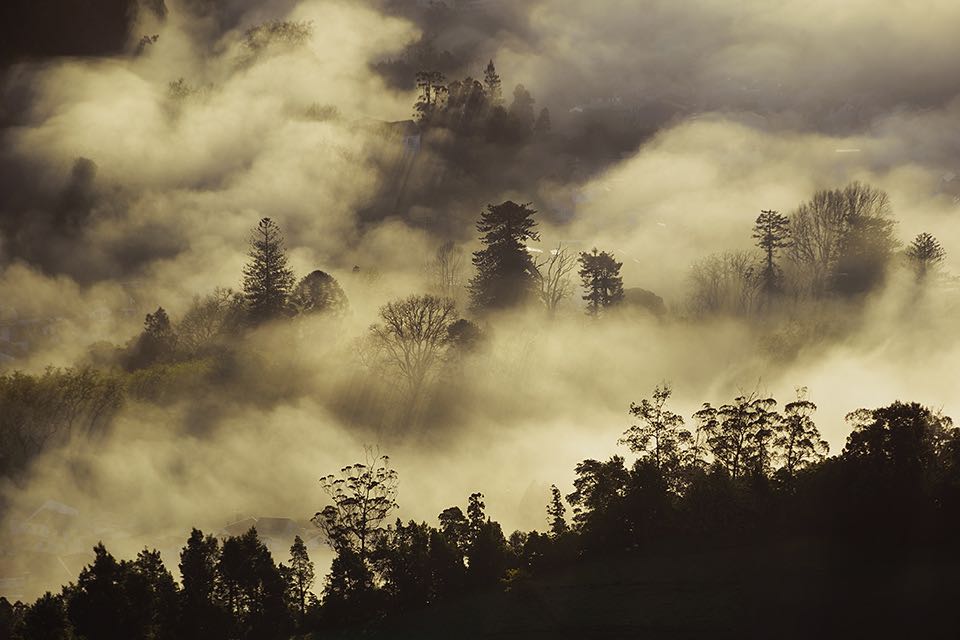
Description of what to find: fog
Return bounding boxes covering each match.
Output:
[1,0,959,600]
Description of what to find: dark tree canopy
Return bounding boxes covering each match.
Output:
[578,248,624,316]
[468,201,540,311]
[290,270,348,316]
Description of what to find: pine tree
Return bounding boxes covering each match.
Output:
[905,232,946,281]
[468,201,540,310]
[483,60,502,106]
[287,536,314,624]
[546,485,567,537]
[752,209,791,294]
[578,248,624,316]
[178,529,225,640]
[242,217,295,323]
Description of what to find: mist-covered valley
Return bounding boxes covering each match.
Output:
[1,1,960,637]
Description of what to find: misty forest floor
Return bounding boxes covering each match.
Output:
[329,540,960,639]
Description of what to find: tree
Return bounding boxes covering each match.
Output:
[509,84,536,136]
[788,182,898,296]
[620,384,691,489]
[313,452,399,560]
[22,592,68,640]
[905,232,946,281]
[67,543,126,640]
[429,241,464,300]
[546,485,568,536]
[694,395,780,480]
[242,217,295,323]
[752,209,791,295]
[774,388,828,480]
[578,248,624,316]
[178,529,227,640]
[126,307,177,370]
[535,243,576,316]
[289,270,348,316]
[688,251,761,316]
[462,493,509,588]
[414,71,447,123]
[368,294,458,401]
[286,536,314,624]
[125,549,179,640]
[177,288,245,356]
[468,201,540,310]
[533,107,551,137]
[566,457,632,550]
[483,60,502,105]
[216,528,291,639]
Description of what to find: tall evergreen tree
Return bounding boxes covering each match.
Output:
[468,201,540,311]
[578,248,624,316]
[242,217,295,323]
[546,485,568,537]
[179,529,226,640]
[483,60,502,105]
[905,232,946,281]
[286,535,315,624]
[752,209,791,294]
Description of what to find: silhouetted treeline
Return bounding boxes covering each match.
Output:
[3,392,957,638]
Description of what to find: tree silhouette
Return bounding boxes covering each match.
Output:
[788,182,898,296]
[429,241,465,301]
[216,528,291,639]
[535,243,576,316]
[695,395,780,480]
[534,107,552,137]
[242,217,295,323]
[483,60,502,105]
[774,388,828,480]
[286,535,315,625]
[620,384,691,489]
[178,529,227,640]
[905,232,946,282]
[414,71,447,123]
[22,592,68,640]
[289,270,348,316]
[314,452,399,560]
[368,294,458,402]
[578,248,624,316]
[547,485,568,536]
[468,201,540,310]
[752,209,791,295]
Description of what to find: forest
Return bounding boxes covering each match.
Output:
[2,0,960,638]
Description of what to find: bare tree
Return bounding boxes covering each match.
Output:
[430,241,465,300]
[368,294,458,400]
[535,243,576,316]
[788,182,898,297]
[688,251,761,316]
[176,288,245,355]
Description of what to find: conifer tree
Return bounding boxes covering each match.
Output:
[468,201,540,310]
[483,60,502,105]
[287,535,315,624]
[752,209,791,294]
[546,485,568,536]
[905,232,946,281]
[242,217,295,323]
[578,248,624,316]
